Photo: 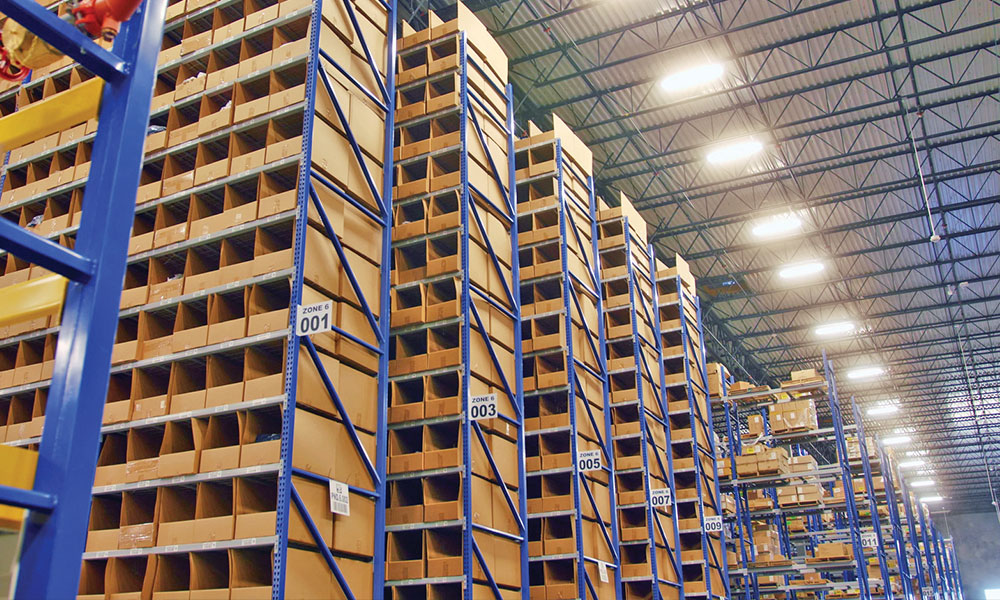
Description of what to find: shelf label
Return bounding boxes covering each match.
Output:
[329,480,350,516]
[598,561,609,583]
[922,587,934,599]
[861,531,878,549]
[577,450,602,472]
[704,515,724,533]
[296,301,333,336]
[650,488,673,508]
[469,393,498,421]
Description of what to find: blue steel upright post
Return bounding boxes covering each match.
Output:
[878,439,915,600]
[271,0,397,597]
[850,397,894,599]
[825,352,872,598]
[0,0,166,595]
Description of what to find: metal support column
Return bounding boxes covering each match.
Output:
[0,0,166,595]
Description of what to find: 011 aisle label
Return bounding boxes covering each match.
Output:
[861,531,878,548]
[297,301,333,336]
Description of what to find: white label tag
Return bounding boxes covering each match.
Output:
[704,515,724,533]
[598,561,609,583]
[861,531,878,548]
[577,449,602,472]
[329,480,350,516]
[650,488,673,508]
[922,587,934,600]
[469,393,498,421]
[296,301,333,336]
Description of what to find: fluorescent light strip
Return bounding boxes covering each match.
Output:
[752,214,802,238]
[707,139,763,164]
[661,63,724,92]
[815,321,855,336]
[847,366,884,380]
[779,261,824,279]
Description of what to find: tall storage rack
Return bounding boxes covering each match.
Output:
[385,6,527,598]
[849,400,906,599]
[654,255,729,600]
[721,358,875,599]
[3,0,400,596]
[0,0,165,594]
[516,118,619,598]
[598,196,683,600]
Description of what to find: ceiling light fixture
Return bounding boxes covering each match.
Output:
[920,495,944,503]
[882,435,911,446]
[898,459,925,468]
[752,214,802,238]
[661,63,724,92]
[867,404,899,417]
[707,139,763,164]
[847,366,884,380]
[910,479,935,488]
[815,321,855,337]
[779,261,825,280]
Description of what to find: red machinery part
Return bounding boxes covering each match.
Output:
[0,31,33,82]
[72,0,144,40]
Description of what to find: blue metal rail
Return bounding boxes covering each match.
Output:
[0,0,166,595]
[826,352,874,598]
[876,437,916,600]
[272,0,396,597]
[604,219,680,599]
[850,397,896,599]
[653,261,729,599]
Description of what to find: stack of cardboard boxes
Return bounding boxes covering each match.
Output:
[655,255,726,598]
[751,523,786,564]
[515,118,616,598]
[599,195,682,599]
[385,6,524,598]
[3,0,394,596]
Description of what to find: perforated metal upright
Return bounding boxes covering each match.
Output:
[517,120,619,598]
[826,352,873,598]
[655,257,729,600]
[898,472,928,597]
[386,11,527,597]
[849,398,895,599]
[876,438,915,600]
[273,0,398,597]
[0,0,165,595]
[598,206,680,600]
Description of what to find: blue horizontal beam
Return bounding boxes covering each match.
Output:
[0,217,93,282]
[0,484,56,512]
[0,0,126,82]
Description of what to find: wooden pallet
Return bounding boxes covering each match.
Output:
[752,559,794,568]
[805,555,853,564]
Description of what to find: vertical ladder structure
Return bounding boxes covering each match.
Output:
[516,117,619,598]
[0,0,165,595]
[3,0,401,596]
[386,6,527,598]
[598,195,682,600]
[655,255,729,600]
[899,468,929,598]
[850,399,897,599]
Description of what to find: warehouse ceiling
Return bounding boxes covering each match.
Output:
[400,0,1000,512]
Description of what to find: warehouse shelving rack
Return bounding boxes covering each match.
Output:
[717,379,760,600]
[599,213,682,600]
[721,355,877,598]
[386,20,528,598]
[2,0,400,596]
[875,440,916,600]
[898,467,929,597]
[0,0,166,595]
[275,0,398,596]
[518,129,621,597]
[654,256,729,600]
[848,399,897,599]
